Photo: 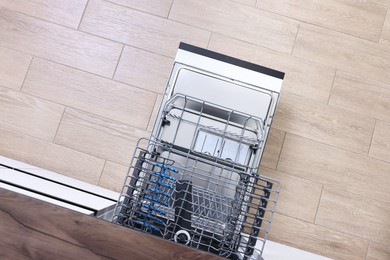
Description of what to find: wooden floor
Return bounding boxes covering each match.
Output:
[0,1,389,259]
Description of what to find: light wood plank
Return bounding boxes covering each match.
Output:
[0,0,87,28]
[147,94,163,132]
[370,121,390,163]
[232,0,256,6]
[106,0,173,17]
[277,134,390,203]
[316,187,390,245]
[260,128,285,169]
[269,214,368,260]
[99,161,128,192]
[208,34,335,103]
[367,243,390,260]
[23,58,156,129]
[261,167,322,222]
[0,46,32,90]
[0,127,105,184]
[114,45,173,93]
[293,23,390,85]
[273,94,375,154]
[368,0,390,7]
[79,0,210,58]
[257,0,387,41]
[54,108,150,166]
[329,71,390,122]
[0,9,122,78]
[381,10,390,44]
[0,86,64,141]
[169,0,299,54]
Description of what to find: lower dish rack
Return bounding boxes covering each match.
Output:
[112,138,280,259]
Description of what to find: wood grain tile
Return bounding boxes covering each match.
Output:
[293,23,390,85]
[169,0,299,54]
[367,243,390,260]
[269,214,368,260]
[0,86,64,141]
[79,0,210,58]
[54,108,150,166]
[260,167,322,222]
[260,128,285,169]
[114,46,173,93]
[147,94,163,132]
[106,0,173,17]
[232,0,256,6]
[0,46,32,90]
[208,34,335,103]
[0,9,122,78]
[368,0,390,7]
[329,71,390,122]
[316,187,390,245]
[23,58,156,129]
[0,127,105,184]
[99,161,129,192]
[370,121,390,163]
[257,0,387,41]
[277,134,390,203]
[273,94,375,154]
[0,0,88,28]
[381,10,390,44]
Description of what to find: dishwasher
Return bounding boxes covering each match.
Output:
[112,43,284,259]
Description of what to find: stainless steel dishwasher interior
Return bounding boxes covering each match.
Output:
[112,43,284,260]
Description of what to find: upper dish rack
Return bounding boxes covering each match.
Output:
[154,94,266,171]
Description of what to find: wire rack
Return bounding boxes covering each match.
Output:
[155,94,266,170]
[113,138,280,259]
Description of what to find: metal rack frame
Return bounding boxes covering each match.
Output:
[113,137,280,259]
[156,94,265,171]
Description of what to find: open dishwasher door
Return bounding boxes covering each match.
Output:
[113,43,284,259]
